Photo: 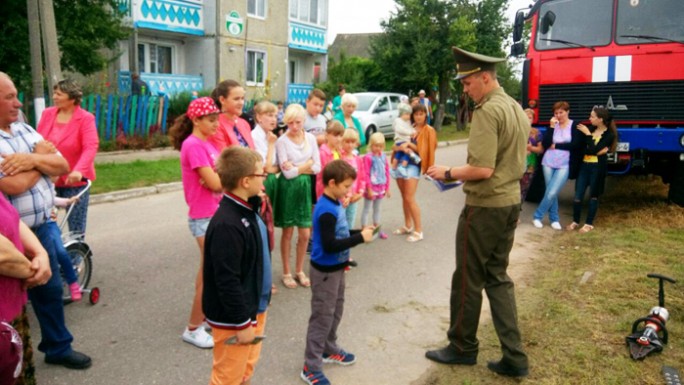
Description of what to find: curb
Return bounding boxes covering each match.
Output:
[90,182,183,205]
[90,139,469,205]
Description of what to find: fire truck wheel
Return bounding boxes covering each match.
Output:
[668,160,684,207]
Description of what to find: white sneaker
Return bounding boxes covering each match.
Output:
[551,222,562,231]
[182,327,214,349]
[532,219,543,229]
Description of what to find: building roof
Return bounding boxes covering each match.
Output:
[328,33,382,61]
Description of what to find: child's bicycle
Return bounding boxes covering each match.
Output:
[58,179,100,305]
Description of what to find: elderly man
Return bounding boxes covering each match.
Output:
[0,72,92,369]
[426,47,529,378]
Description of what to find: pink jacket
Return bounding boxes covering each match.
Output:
[37,106,99,186]
[208,114,254,151]
[342,152,365,196]
[362,152,391,198]
[315,143,339,198]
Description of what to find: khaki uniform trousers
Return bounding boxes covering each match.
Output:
[447,204,528,368]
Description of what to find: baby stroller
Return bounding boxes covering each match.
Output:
[58,179,100,305]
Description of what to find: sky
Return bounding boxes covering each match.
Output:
[327,0,534,44]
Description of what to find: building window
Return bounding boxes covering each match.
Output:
[290,0,327,27]
[138,43,173,74]
[246,50,266,85]
[248,0,266,18]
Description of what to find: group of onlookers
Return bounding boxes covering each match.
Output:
[529,101,617,233]
[1,73,98,384]
[167,80,437,384]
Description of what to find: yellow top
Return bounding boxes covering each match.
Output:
[583,136,600,163]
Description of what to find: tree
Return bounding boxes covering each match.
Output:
[316,52,384,98]
[0,0,129,91]
[371,0,478,130]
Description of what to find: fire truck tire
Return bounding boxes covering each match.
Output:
[668,160,684,207]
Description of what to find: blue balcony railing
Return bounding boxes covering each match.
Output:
[118,71,204,96]
[287,83,314,105]
[288,21,327,54]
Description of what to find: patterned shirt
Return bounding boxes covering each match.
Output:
[0,122,57,228]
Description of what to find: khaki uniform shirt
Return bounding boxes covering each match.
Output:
[463,87,528,207]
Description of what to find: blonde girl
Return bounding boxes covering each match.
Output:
[274,104,321,288]
[361,132,391,239]
[252,100,280,201]
[340,128,365,228]
[169,97,223,349]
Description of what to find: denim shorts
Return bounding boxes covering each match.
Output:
[395,163,421,179]
[188,217,211,238]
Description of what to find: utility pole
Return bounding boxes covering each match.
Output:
[38,0,62,102]
[27,0,45,122]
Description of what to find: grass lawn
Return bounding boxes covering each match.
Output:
[428,176,684,384]
[92,158,181,195]
[92,123,470,194]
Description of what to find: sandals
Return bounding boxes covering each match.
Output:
[393,226,413,235]
[282,274,297,289]
[407,231,424,243]
[566,222,579,231]
[295,271,311,287]
[579,224,594,234]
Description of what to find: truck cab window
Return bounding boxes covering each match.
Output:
[535,0,612,51]
[616,0,684,45]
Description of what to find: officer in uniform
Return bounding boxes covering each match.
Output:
[425,46,529,378]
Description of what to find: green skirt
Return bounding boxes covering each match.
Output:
[274,174,312,228]
[264,173,278,211]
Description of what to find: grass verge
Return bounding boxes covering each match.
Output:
[92,158,181,195]
[91,124,469,194]
[427,176,684,384]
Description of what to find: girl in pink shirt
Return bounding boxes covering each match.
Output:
[169,97,223,349]
[208,80,254,151]
[315,120,344,199]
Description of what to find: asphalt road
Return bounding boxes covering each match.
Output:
[32,143,557,385]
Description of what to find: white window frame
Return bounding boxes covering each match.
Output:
[289,0,327,27]
[137,42,175,74]
[246,49,267,86]
[248,0,267,19]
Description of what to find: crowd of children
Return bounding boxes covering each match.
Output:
[169,84,407,384]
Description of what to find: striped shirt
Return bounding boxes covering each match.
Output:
[0,122,56,228]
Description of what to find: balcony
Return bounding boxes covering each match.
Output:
[288,21,327,54]
[287,83,314,105]
[118,71,204,96]
[119,0,205,36]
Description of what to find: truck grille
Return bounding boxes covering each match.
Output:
[538,81,684,124]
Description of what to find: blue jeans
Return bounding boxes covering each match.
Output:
[345,201,358,229]
[573,162,601,225]
[533,165,569,223]
[28,221,74,357]
[44,220,79,285]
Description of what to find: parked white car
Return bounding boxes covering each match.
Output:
[352,92,408,143]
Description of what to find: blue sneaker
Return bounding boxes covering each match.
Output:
[301,365,330,385]
[323,350,356,366]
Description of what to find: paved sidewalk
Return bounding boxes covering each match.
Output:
[90,139,468,205]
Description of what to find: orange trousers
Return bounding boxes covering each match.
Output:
[209,312,267,385]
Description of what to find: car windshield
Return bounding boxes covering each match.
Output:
[535,0,612,51]
[355,95,377,112]
[616,0,684,44]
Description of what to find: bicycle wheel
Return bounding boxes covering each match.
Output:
[62,242,93,303]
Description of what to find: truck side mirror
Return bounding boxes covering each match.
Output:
[510,42,526,57]
[512,11,525,42]
[540,11,556,34]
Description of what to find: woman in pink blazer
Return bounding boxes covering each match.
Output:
[37,79,99,236]
[208,80,254,151]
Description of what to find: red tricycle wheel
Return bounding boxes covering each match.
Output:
[89,287,100,305]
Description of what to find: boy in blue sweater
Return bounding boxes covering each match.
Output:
[301,160,374,385]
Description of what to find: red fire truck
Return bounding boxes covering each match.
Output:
[511,0,684,205]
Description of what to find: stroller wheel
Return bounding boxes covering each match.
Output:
[89,287,100,305]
